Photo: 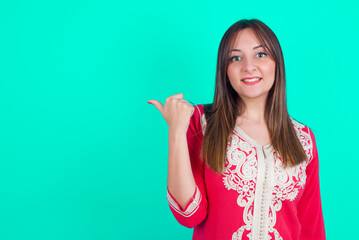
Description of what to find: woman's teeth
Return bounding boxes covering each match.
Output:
[242,78,261,82]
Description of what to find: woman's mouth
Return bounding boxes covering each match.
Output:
[241,77,262,85]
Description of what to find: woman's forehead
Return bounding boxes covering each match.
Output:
[230,28,262,49]
[229,28,272,55]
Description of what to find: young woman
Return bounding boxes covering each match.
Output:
[148,19,325,240]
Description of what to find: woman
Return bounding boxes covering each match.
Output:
[148,19,325,240]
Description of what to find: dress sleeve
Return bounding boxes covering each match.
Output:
[297,127,326,239]
[166,104,208,228]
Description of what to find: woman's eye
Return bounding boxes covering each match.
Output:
[230,56,241,62]
[257,52,267,58]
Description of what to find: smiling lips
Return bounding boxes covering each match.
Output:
[241,77,262,85]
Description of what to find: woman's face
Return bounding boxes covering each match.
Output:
[227,28,276,102]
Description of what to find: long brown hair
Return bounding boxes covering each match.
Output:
[200,19,307,174]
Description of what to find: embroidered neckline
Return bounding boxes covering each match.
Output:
[233,125,272,150]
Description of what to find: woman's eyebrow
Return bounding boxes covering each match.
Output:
[229,44,264,52]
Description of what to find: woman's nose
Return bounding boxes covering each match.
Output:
[242,59,257,72]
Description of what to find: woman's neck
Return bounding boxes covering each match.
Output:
[238,95,267,124]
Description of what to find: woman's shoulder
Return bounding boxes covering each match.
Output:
[289,116,317,161]
[191,103,211,136]
[289,116,312,134]
[193,104,205,115]
[193,103,211,114]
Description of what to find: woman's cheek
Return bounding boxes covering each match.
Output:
[227,64,240,81]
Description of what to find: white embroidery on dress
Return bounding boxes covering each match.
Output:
[198,106,313,239]
[224,134,257,239]
[167,186,202,217]
[268,119,313,239]
[200,112,206,136]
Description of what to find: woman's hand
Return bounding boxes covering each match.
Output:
[148,93,195,133]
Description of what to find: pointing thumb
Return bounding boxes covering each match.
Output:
[147,100,165,115]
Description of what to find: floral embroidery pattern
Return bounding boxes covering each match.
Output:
[224,134,257,239]
[199,110,313,240]
[198,105,314,239]
[268,120,313,239]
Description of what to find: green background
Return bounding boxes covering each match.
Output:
[1,0,358,239]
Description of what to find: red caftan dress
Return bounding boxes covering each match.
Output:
[166,104,326,240]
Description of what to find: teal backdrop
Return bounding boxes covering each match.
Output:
[1,0,358,239]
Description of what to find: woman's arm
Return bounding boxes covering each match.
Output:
[148,95,208,228]
[166,104,208,227]
[167,128,196,210]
